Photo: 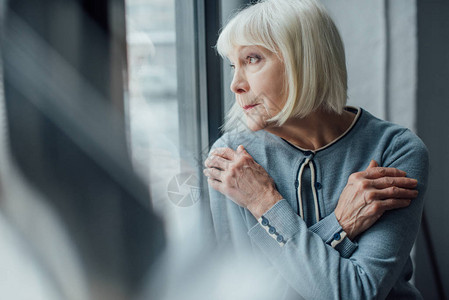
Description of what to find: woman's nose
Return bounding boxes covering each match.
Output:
[230,69,249,94]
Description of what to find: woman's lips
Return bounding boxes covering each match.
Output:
[243,104,259,110]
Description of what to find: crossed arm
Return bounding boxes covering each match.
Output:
[204,145,417,241]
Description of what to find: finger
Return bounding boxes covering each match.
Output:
[237,144,250,154]
[207,177,222,192]
[210,147,236,160]
[369,187,418,200]
[203,168,223,181]
[364,167,407,179]
[370,177,418,189]
[376,198,412,211]
[367,160,378,169]
[205,155,231,170]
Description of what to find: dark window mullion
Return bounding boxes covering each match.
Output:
[202,0,223,149]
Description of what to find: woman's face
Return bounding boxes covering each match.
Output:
[227,45,287,131]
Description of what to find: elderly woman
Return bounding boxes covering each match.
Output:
[203,0,428,299]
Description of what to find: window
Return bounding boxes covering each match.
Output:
[125,0,223,247]
[125,0,179,201]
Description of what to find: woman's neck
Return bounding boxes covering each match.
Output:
[265,109,356,151]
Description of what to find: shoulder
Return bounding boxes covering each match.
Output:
[359,110,429,186]
[390,128,428,158]
[384,128,429,181]
[209,129,273,154]
[358,109,413,139]
[358,109,428,161]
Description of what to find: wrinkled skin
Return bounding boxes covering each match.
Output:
[335,160,418,239]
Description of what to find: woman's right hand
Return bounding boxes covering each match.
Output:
[334,160,418,240]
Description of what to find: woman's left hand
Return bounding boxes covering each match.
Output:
[204,145,283,219]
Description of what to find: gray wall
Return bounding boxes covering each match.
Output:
[416,1,449,299]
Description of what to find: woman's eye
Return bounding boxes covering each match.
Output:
[247,55,260,64]
[230,64,235,70]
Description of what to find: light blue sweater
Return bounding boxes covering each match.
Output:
[208,107,429,299]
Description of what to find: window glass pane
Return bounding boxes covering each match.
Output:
[125,0,224,259]
[125,0,179,213]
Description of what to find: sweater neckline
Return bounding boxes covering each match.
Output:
[277,106,362,155]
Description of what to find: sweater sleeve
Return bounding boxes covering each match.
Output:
[246,129,429,299]
[308,211,358,258]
